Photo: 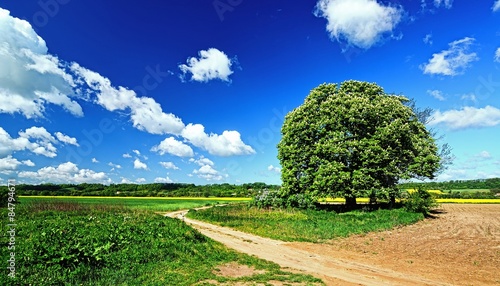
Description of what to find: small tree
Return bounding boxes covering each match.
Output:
[277,81,441,208]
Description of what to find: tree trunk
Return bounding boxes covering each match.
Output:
[389,194,396,207]
[345,196,357,209]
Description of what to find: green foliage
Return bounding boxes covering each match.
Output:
[0,201,321,285]
[0,184,19,208]
[15,182,279,197]
[188,204,424,242]
[403,188,438,214]
[399,177,500,191]
[278,81,441,208]
[251,189,317,209]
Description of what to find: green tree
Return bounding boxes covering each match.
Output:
[277,81,441,208]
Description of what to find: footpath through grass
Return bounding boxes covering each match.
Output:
[187,204,424,242]
[1,201,321,285]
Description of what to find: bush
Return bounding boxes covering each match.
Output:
[0,185,18,208]
[403,188,437,214]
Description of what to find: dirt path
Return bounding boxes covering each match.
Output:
[164,206,497,286]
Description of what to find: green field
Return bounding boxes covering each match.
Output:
[1,199,321,285]
[19,196,250,212]
[187,204,425,242]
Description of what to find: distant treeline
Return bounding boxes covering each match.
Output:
[3,182,279,197]
[399,178,500,191]
[2,178,499,198]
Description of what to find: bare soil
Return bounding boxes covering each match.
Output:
[166,204,499,286]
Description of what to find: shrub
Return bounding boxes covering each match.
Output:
[403,188,438,214]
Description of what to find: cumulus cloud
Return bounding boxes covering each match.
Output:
[179,48,234,82]
[54,132,79,146]
[151,137,194,157]
[427,89,446,101]
[182,124,255,156]
[136,178,146,183]
[154,176,173,183]
[429,106,500,130]
[0,8,83,118]
[495,47,500,62]
[0,155,34,170]
[421,37,478,76]
[493,0,500,12]
[189,156,215,167]
[122,153,132,158]
[434,0,453,9]
[0,126,67,157]
[108,162,122,169]
[159,161,179,170]
[132,149,141,156]
[18,162,108,183]
[133,158,148,170]
[71,63,185,135]
[193,164,225,181]
[92,158,99,163]
[314,0,403,49]
[267,165,281,173]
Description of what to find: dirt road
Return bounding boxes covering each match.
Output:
[166,204,499,286]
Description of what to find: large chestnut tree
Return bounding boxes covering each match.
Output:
[277,81,441,208]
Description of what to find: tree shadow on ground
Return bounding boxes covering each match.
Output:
[314,202,405,213]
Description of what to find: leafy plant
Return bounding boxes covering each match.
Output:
[403,188,438,214]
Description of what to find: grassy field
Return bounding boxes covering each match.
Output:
[1,201,321,285]
[19,196,250,212]
[187,204,425,242]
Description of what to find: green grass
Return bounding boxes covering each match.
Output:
[19,196,249,212]
[187,204,424,242]
[444,189,491,193]
[1,201,322,285]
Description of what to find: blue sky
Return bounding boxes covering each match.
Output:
[0,0,499,185]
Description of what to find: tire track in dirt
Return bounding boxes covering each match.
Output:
[165,209,455,286]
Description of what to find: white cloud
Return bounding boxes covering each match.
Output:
[0,8,83,118]
[136,178,146,183]
[71,63,185,135]
[151,137,194,157]
[421,37,478,76]
[54,132,79,146]
[267,165,281,173]
[434,0,453,9]
[314,0,403,49]
[0,126,73,158]
[429,106,500,130]
[427,89,445,101]
[495,47,500,62]
[154,176,173,183]
[179,48,234,82]
[22,159,35,167]
[159,161,179,170]
[120,177,132,184]
[132,149,141,156]
[108,162,122,169]
[193,164,224,181]
[123,153,132,158]
[476,151,492,160]
[182,124,255,156]
[0,155,34,170]
[133,158,148,170]
[423,34,433,45]
[92,158,99,163]
[493,0,500,12]
[460,93,477,103]
[189,156,215,167]
[18,162,109,183]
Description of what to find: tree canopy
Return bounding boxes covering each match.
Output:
[277,81,441,207]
